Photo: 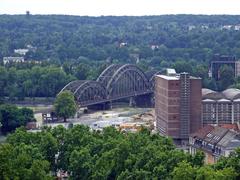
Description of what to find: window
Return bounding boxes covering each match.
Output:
[207,133,213,138]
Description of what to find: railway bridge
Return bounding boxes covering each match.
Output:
[59,64,159,109]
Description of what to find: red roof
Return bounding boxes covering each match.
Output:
[190,125,214,139]
[218,123,240,132]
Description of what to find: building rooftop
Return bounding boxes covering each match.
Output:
[202,99,216,102]
[219,124,240,132]
[222,88,240,100]
[202,88,225,100]
[233,98,240,102]
[191,125,214,139]
[202,88,240,101]
[217,98,231,103]
[202,88,216,96]
[166,68,177,76]
[156,74,179,80]
[217,131,238,148]
[156,73,201,81]
[190,125,240,150]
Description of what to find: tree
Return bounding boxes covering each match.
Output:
[172,161,196,180]
[3,124,240,179]
[74,63,88,80]
[54,91,77,122]
[0,66,7,100]
[173,60,193,74]
[196,166,237,180]
[218,65,235,90]
[0,104,35,133]
[39,132,58,171]
[0,143,52,180]
[69,149,92,179]
[215,148,240,178]
[191,150,205,167]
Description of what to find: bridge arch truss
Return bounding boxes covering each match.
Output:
[107,64,151,100]
[59,64,157,107]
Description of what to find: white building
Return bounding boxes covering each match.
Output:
[221,25,232,30]
[234,25,240,31]
[3,57,24,65]
[14,49,29,56]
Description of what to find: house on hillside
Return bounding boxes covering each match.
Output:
[3,57,24,65]
[14,49,29,56]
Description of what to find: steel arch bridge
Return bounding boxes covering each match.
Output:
[59,64,156,107]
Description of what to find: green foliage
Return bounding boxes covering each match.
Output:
[0,66,7,99]
[0,65,75,99]
[0,104,35,133]
[74,63,88,80]
[1,125,240,179]
[54,91,77,121]
[0,143,52,180]
[69,149,92,179]
[172,161,196,180]
[191,150,205,167]
[196,166,237,180]
[1,15,240,63]
[173,60,193,74]
[1,15,240,97]
[218,65,235,90]
[215,148,240,179]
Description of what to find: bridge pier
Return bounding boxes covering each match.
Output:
[87,102,111,110]
[133,94,154,108]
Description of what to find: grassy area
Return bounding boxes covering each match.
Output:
[17,105,53,113]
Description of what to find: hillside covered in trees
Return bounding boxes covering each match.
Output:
[1,15,240,64]
[1,15,240,99]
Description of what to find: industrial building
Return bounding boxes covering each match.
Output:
[155,69,202,142]
[209,54,240,80]
[202,88,240,125]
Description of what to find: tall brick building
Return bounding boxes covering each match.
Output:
[155,69,202,142]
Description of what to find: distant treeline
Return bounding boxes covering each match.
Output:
[1,15,240,99]
[1,15,240,64]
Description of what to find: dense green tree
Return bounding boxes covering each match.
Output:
[0,104,35,133]
[0,66,7,99]
[1,125,239,179]
[172,161,196,180]
[0,65,75,99]
[69,149,92,179]
[191,150,205,167]
[54,91,77,122]
[39,132,58,171]
[173,60,193,74]
[196,166,237,180]
[74,63,88,80]
[215,148,240,179]
[0,143,52,180]
[218,65,235,90]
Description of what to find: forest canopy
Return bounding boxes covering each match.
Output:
[1,15,240,97]
[1,15,240,64]
[0,125,239,179]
